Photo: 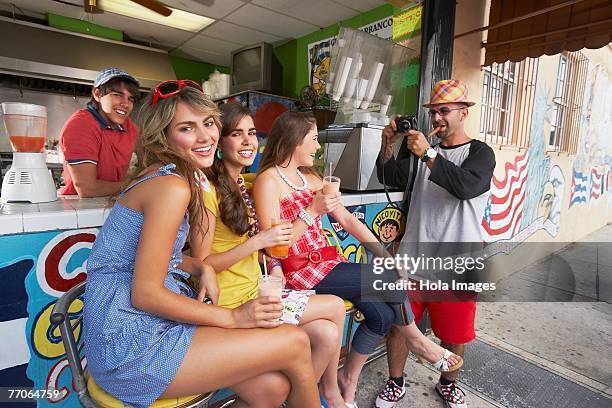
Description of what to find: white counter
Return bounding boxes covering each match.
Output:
[339,191,404,206]
[0,196,110,236]
[0,191,404,236]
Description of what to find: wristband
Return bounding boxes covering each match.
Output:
[299,208,315,227]
[267,258,282,270]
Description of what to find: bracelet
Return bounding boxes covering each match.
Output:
[267,257,282,269]
[299,208,315,227]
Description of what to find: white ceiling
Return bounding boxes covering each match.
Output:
[0,0,388,66]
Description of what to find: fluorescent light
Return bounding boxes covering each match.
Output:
[100,0,214,32]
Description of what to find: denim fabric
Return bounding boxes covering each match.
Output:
[313,262,414,354]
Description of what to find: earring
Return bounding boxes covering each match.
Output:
[216,149,223,159]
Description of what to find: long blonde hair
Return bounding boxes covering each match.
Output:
[132,86,221,230]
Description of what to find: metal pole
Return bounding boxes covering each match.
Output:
[416,0,456,136]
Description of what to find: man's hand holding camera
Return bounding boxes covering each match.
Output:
[381,118,404,160]
[382,116,435,165]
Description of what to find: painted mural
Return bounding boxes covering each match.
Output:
[0,229,96,407]
[322,202,406,262]
[482,86,565,243]
[482,58,612,244]
[570,63,612,209]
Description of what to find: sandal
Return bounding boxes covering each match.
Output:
[431,349,463,372]
[345,403,358,408]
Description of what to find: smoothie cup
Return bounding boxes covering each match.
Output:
[322,175,341,194]
[268,218,290,258]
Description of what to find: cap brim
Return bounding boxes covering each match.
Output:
[95,75,140,88]
[423,101,476,108]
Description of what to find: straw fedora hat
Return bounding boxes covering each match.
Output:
[423,79,476,108]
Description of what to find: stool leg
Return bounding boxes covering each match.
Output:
[344,310,355,355]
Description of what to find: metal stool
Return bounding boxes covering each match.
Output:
[50,281,217,407]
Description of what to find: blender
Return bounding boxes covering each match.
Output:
[1,102,57,203]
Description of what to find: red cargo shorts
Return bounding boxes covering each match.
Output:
[408,279,477,345]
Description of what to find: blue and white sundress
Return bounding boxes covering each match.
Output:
[83,164,197,407]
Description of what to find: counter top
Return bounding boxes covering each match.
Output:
[0,191,404,236]
[339,190,403,206]
[0,196,110,236]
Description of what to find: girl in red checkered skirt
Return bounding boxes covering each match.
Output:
[254,111,463,407]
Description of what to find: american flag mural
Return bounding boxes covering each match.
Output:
[569,170,588,208]
[608,169,612,202]
[589,167,605,201]
[481,151,529,241]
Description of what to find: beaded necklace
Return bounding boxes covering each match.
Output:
[236,176,260,237]
[275,165,308,191]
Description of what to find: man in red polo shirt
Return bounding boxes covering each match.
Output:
[60,68,140,197]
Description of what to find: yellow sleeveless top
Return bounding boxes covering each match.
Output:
[202,182,260,308]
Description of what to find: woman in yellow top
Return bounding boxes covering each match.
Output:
[191,102,347,408]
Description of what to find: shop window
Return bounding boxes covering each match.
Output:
[480,58,539,147]
[549,52,588,154]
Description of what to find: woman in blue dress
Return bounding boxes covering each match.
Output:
[83,82,321,408]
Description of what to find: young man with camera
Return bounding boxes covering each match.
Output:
[375,80,496,408]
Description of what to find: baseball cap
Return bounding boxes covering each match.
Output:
[93,68,140,88]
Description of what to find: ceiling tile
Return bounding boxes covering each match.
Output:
[199,21,282,45]
[252,0,357,27]
[330,0,387,13]
[0,0,388,66]
[91,12,194,47]
[163,0,247,19]
[171,47,230,66]
[181,33,242,54]
[0,0,193,48]
[224,4,318,38]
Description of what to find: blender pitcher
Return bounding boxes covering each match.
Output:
[3,103,47,153]
[1,102,57,203]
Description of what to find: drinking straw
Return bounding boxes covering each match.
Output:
[262,254,268,277]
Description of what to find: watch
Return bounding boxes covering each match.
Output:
[421,147,438,163]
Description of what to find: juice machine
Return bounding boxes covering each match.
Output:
[1,102,57,203]
[318,28,415,192]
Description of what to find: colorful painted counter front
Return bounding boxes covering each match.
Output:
[0,192,405,407]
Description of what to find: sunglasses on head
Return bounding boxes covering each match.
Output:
[152,80,203,105]
[428,106,466,116]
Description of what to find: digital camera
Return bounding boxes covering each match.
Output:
[395,116,418,133]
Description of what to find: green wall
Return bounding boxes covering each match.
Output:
[169,56,229,83]
[273,40,299,100]
[274,4,397,98]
